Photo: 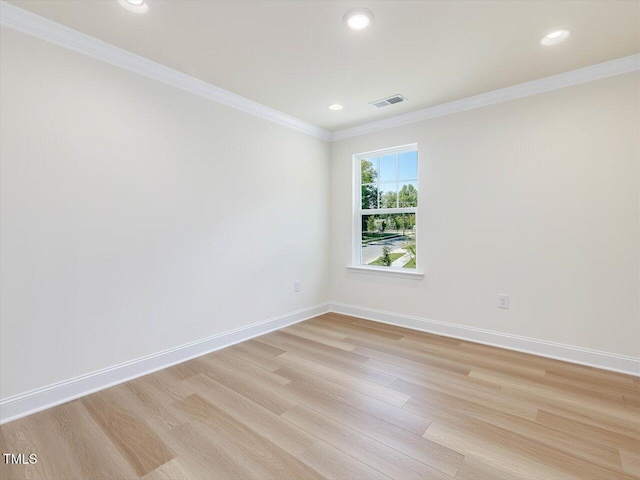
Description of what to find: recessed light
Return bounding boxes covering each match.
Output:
[344,8,374,30]
[328,104,343,111]
[540,29,570,46]
[118,0,148,13]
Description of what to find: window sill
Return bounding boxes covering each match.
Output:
[346,265,425,279]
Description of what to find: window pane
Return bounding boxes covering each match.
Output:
[361,184,378,209]
[361,157,378,184]
[399,151,418,180]
[361,213,416,269]
[379,154,397,182]
[379,182,398,208]
[398,181,418,207]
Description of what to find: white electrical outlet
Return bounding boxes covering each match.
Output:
[497,294,509,309]
[294,280,301,293]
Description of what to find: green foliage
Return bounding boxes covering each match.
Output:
[361,159,377,183]
[404,213,415,231]
[404,236,416,258]
[362,232,401,244]
[380,191,397,208]
[381,246,392,267]
[395,213,415,235]
[402,258,416,268]
[368,251,404,266]
[366,216,377,233]
[361,185,379,209]
[403,236,416,269]
[361,160,379,209]
[399,184,418,207]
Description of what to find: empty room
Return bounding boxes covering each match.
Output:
[0,0,639,479]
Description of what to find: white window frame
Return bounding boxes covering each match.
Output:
[348,143,424,279]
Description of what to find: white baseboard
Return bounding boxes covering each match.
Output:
[0,302,330,425]
[329,302,640,377]
[3,300,637,424]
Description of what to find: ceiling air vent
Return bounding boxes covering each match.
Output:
[370,94,407,108]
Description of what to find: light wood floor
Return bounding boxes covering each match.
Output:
[1,313,639,480]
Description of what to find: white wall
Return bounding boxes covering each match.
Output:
[0,27,330,399]
[1,24,638,405]
[330,72,640,358]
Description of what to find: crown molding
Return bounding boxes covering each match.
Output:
[330,54,640,142]
[1,2,638,144]
[0,1,332,142]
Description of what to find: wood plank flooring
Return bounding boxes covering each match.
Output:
[1,312,639,479]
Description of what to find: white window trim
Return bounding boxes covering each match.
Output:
[346,265,424,279]
[349,143,424,278]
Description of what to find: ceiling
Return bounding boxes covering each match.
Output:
[5,0,640,131]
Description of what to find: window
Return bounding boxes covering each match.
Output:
[353,144,419,272]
